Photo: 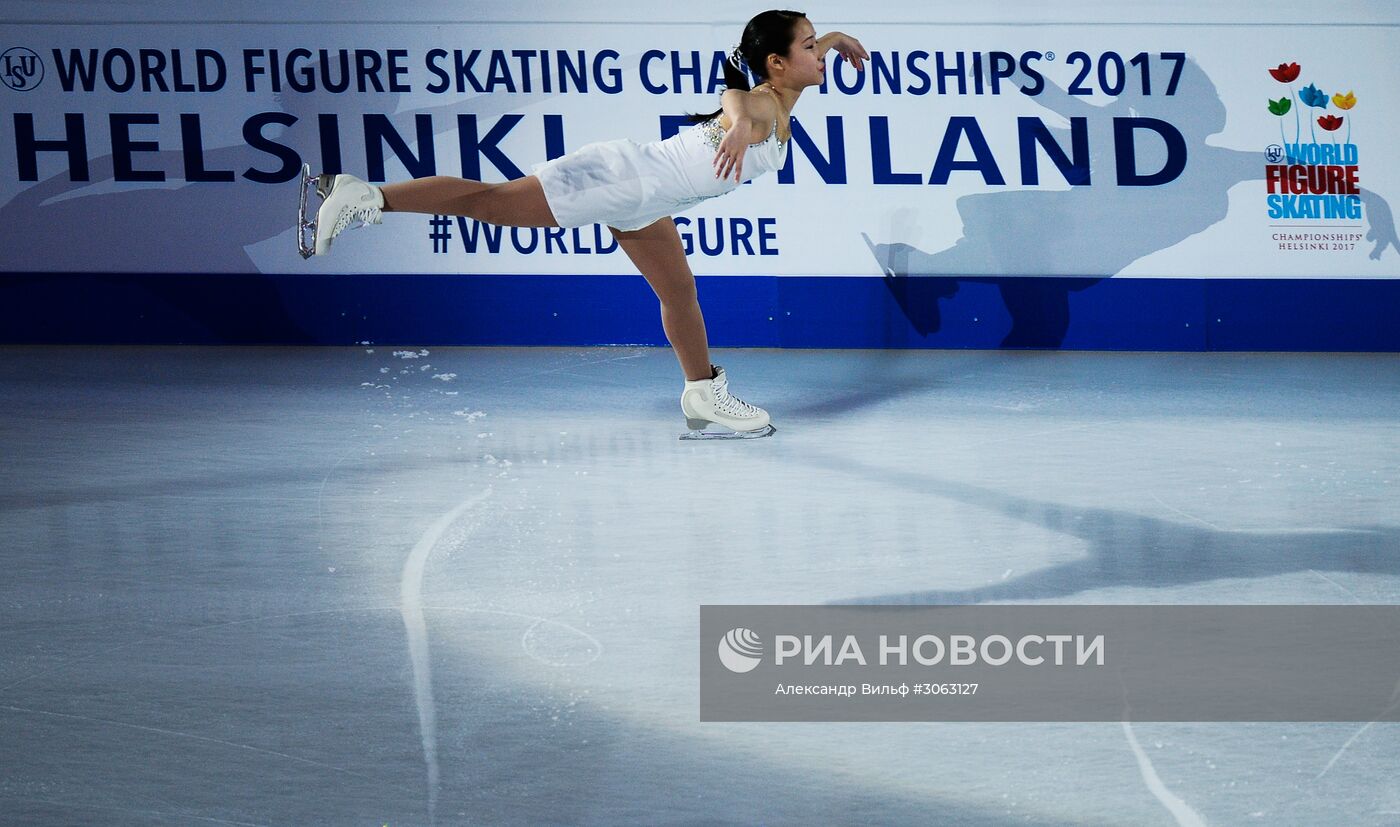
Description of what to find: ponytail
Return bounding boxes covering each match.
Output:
[724,46,755,92]
[686,47,753,124]
[684,10,806,125]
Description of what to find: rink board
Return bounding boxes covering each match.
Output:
[2,272,1397,351]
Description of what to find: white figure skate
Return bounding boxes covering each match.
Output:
[679,365,776,440]
[296,164,385,258]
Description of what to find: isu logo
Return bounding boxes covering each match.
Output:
[2,47,44,91]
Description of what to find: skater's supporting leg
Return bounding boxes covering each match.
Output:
[380,175,559,228]
[611,218,713,381]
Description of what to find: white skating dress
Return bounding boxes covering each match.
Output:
[532,111,789,232]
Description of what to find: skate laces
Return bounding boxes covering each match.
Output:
[330,180,383,239]
[712,376,761,418]
[333,204,382,237]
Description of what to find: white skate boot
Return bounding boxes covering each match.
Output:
[679,365,776,440]
[296,164,385,258]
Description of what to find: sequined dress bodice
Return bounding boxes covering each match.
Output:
[644,111,790,209]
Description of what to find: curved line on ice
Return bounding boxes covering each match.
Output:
[1122,718,1208,827]
[402,487,492,825]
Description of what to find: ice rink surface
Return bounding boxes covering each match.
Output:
[1,345,1398,826]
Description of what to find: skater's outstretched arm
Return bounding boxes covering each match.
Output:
[712,88,783,183]
[814,31,869,70]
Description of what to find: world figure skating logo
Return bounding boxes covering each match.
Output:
[1263,60,1361,223]
[1,47,43,91]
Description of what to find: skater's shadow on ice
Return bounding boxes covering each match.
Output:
[816,455,1400,605]
[0,450,479,514]
[780,352,961,418]
[862,59,1399,348]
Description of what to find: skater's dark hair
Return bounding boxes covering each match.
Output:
[685,10,807,124]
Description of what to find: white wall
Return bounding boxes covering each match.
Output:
[1,0,1397,25]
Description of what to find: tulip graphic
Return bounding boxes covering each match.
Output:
[1268,62,1301,83]
[1268,97,1293,146]
[1298,83,1328,108]
[1332,90,1357,143]
[1318,114,1344,144]
[1269,61,1303,143]
[1298,83,1329,143]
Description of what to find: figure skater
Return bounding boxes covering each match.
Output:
[298,10,869,439]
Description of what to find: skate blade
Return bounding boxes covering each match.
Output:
[296,164,316,259]
[296,165,337,259]
[679,424,777,441]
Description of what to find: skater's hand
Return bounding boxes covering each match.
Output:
[821,32,870,71]
[714,119,753,185]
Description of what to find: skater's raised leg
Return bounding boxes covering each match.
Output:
[381,176,559,227]
[307,173,558,256]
